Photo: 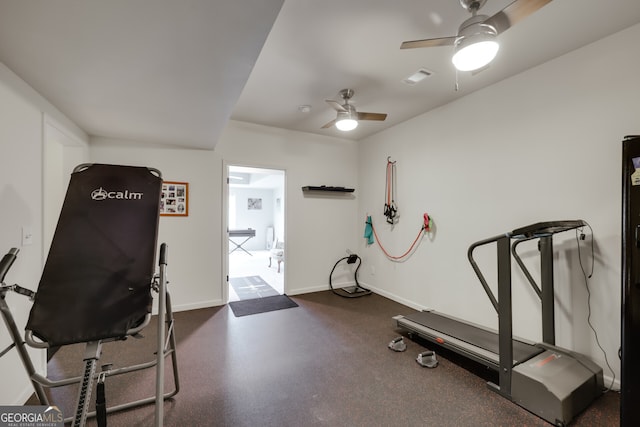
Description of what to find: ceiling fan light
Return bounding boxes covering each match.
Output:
[335,118,358,131]
[335,109,358,131]
[452,34,499,72]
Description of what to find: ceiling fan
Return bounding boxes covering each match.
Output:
[401,0,553,72]
[322,89,387,131]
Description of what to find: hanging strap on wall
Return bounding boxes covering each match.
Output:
[365,214,431,261]
[384,157,398,224]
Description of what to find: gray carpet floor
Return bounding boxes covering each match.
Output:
[27,291,619,426]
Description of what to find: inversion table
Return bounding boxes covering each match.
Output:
[0,164,179,426]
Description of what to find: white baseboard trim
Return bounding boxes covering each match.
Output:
[171,299,224,312]
[602,374,621,392]
[359,281,429,312]
[288,280,377,296]
[287,281,429,313]
[287,284,332,296]
[151,299,223,315]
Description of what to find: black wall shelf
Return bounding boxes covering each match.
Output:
[302,186,354,193]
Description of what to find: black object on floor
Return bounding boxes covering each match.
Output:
[230,275,279,300]
[229,294,298,317]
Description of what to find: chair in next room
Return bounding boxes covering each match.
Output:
[269,238,284,273]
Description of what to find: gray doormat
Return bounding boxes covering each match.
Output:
[230,275,279,300]
[229,295,298,317]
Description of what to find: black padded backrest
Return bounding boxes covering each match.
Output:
[27,164,162,346]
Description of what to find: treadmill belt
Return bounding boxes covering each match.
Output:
[403,311,542,364]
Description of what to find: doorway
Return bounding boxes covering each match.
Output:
[226,165,285,302]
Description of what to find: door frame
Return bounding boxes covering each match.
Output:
[221,160,287,303]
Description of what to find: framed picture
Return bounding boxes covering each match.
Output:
[160,181,189,216]
[248,198,262,210]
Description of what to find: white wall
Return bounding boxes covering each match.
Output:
[357,23,640,388]
[230,187,275,251]
[219,122,360,295]
[0,62,88,405]
[89,139,222,311]
[90,121,359,309]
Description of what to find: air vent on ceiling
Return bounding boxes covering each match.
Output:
[402,68,433,85]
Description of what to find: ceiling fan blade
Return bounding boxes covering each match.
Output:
[357,112,387,122]
[484,0,553,35]
[325,99,347,112]
[400,36,457,50]
[321,118,337,129]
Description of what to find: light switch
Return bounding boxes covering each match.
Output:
[22,226,33,246]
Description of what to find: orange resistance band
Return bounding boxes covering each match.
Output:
[369,218,425,260]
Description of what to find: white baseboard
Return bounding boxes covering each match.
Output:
[287,280,373,296]
[359,281,430,312]
[171,300,224,312]
[602,374,621,392]
[287,281,429,314]
[151,299,223,315]
[287,283,333,295]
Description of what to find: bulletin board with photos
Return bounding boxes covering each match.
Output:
[160,181,189,216]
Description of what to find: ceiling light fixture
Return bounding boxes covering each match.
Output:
[452,16,499,72]
[322,89,387,131]
[335,110,358,131]
[400,0,554,75]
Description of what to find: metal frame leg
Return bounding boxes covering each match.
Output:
[496,235,513,398]
[0,243,179,426]
[155,244,168,427]
[539,236,556,345]
[73,341,102,427]
[0,290,49,405]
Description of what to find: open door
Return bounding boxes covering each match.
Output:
[224,164,285,302]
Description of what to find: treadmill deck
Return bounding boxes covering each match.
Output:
[396,311,543,369]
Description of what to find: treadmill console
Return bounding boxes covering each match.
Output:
[511,220,586,238]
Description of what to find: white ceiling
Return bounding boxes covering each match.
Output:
[1,0,639,150]
[0,0,284,149]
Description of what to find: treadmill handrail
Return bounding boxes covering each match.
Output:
[467,234,509,313]
[511,237,543,300]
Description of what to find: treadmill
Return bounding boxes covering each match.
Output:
[394,220,603,426]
